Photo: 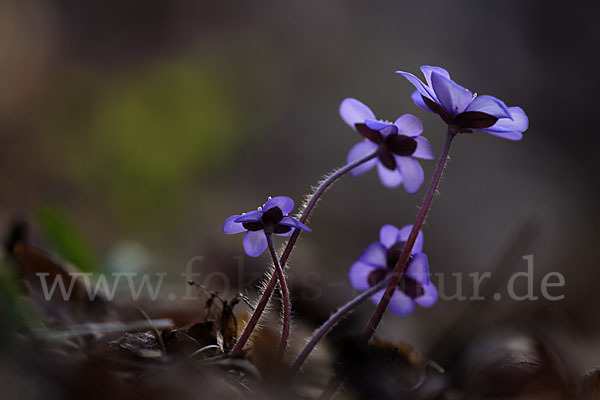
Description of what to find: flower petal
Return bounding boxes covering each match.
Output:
[430,71,473,116]
[397,225,424,254]
[454,111,499,130]
[370,289,385,306]
[380,125,399,138]
[234,211,263,223]
[396,71,436,100]
[483,106,529,133]
[278,216,311,232]
[348,261,379,291]
[243,230,268,257]
[376,162,403,189]
[263,196,294,215]
[411,90,432,113]
[365,119,397,133]
[396,156,424,194]
[393,114,423,136]
[371,289,415,316]
[388,289,416,316]
[347,141,378,177]
[339,98,376,128]
[420,65,450,89]
[484,130,524,141]
[412,136,435,160]
[405,253,430,285]
[355,124,384,143]
[465,95,511,119]
[379,224,401,249]
[358,242,387,268]
[414,282,438,308]
[274,229,293,237]
[223,215,246,234]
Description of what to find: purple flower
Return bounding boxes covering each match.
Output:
[397,66,529,140]
[339,98,434,193]
[223,196,311,257]
[348,224,437,316]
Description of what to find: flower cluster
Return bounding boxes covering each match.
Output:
[223,196,310,257]
[397,65,528,140]
[348,224,437,315]
[222,65,528,367]
[340,99,434,193]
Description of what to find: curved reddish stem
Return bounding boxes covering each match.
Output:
[232,152,377,354]
[289,279,388,376]
[265,233,291,359]
[319,129,456,399]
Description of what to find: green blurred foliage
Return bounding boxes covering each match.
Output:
[0,258,21,313]
[37,60,237,229]
[36,205,97,272]
[0,257,42,335]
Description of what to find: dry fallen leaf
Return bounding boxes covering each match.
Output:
[6,224,114,325]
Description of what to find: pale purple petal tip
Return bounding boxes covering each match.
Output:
[420,65,450,88]
[430,71,473,116]
[347,141,378,177]
[223,215,247,234]
[412,136,435,160]
[379,224,401,249]
[415,282,438,308]
[483,106,528,134]
[243,230,268,257]
[405,253,430,285]
[376,162,403,189]
[339,98,376,128]
[393,114,423,137]
[466,95,511,119]
[411,90,432,113]
[396,156,424,194]
[484,130,524,141]
[396,71,435,100]
[263,196,294,215]
[348,261,378,291]
[358,242,387,268]
[278,216,311,232]
[234,211,263,223]
[388,289,416,316]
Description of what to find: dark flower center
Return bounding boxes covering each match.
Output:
[242,206,291,235]
[366,240,424,298]
[421,95,498,133]
[355,123,417,170]
[262,206,284,226]
[242,221,264,231]
[368,269,387,287]
[400,277,424,298]
[386,241,409,269]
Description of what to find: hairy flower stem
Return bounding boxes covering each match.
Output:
[265,233,291,359]
[289,279,388,377]
[319,129,456,400]
[231,152,377,354]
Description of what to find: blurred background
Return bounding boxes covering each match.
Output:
[1,0,599,386]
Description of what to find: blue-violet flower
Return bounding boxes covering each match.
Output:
[223,196,311,257]
[397,65,529,140]
[348,224,437,316]
[340,98,434,193]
